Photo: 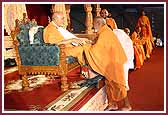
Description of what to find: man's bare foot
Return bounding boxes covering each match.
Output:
[104,102,118,111]
[120,106,132,111]
[89,69,98,78]
[104,105,118,111]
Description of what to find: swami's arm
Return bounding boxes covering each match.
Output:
[43,26,64,44]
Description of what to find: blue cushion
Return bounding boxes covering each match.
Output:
[33,27,44,44]
[66,56,78,64]
[19,44,60,66]
[19,44,78,66]
[17,22,78,66]
[17,22,44,46]
[17,25,30,46]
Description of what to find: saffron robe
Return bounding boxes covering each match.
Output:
[66,25,128,101]
[106,18,118,29]
[131,31,145,69]
[136,15,153,58]
[43,22,64,44]
[43,23,128,101]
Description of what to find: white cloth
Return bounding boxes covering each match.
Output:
[52,21,78,40]
[113,29,134,69]
[57,27,78,39]
[156,38,163,47]
[123,64,129,90]
[113,29,134,90]
[29,26,43,44]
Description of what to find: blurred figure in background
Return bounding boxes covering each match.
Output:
[100,9,118,30]
[136,10,153,58]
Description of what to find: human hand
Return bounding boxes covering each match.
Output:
[78,38,92,44]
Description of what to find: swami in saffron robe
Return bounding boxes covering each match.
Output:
[136,15,153,58]
[66,25,128,101]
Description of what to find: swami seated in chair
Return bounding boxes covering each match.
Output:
[11,18,80,91]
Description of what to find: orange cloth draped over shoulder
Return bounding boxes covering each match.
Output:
[43,22,64,44]
[136,16,153,41]
[131,31,145,69]
[136,16,153,58]
[66,25,128,101]
[106,18,118,29]
[132,31,146,61]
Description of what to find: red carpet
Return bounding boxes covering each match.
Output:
[4,47,164,111]
[4,67,86,110]
[128,47,164,111]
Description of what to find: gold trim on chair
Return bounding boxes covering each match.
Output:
[11,17,80,92]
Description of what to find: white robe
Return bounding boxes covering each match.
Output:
[57,27,78,40]
[52,21,78,40]
[113,29,134,90]
[29,26,43,44]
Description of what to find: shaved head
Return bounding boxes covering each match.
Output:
[93,16,106,32]
[52,12,63,21]
[94,16,106,25]
[52,11,65,27]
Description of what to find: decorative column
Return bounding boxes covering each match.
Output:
[51,4,68,29]
[84,4,93,34]
[65,4,72,32]
[4,4,27,35]
[95,4,101,16]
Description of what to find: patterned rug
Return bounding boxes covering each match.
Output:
[4,75,58,94]
[45,76,104,111]
[4,66,18,75]
[79,86,107,111]
[4,67,105,111]
[4,75,98,111]
[45,86,94,111]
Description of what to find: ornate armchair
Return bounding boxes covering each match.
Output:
[11,19,80,91]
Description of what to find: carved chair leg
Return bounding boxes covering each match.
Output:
[22,74,29,90]
[61,75,69,91]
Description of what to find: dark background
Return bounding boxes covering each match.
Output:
[25,4,164,41]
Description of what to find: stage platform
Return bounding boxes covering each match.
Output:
[4,67,107,111]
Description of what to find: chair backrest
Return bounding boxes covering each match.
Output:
[33,27,44,44]
[15,20,61,66]
[16,21,44,46]
[17,23,30,46]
